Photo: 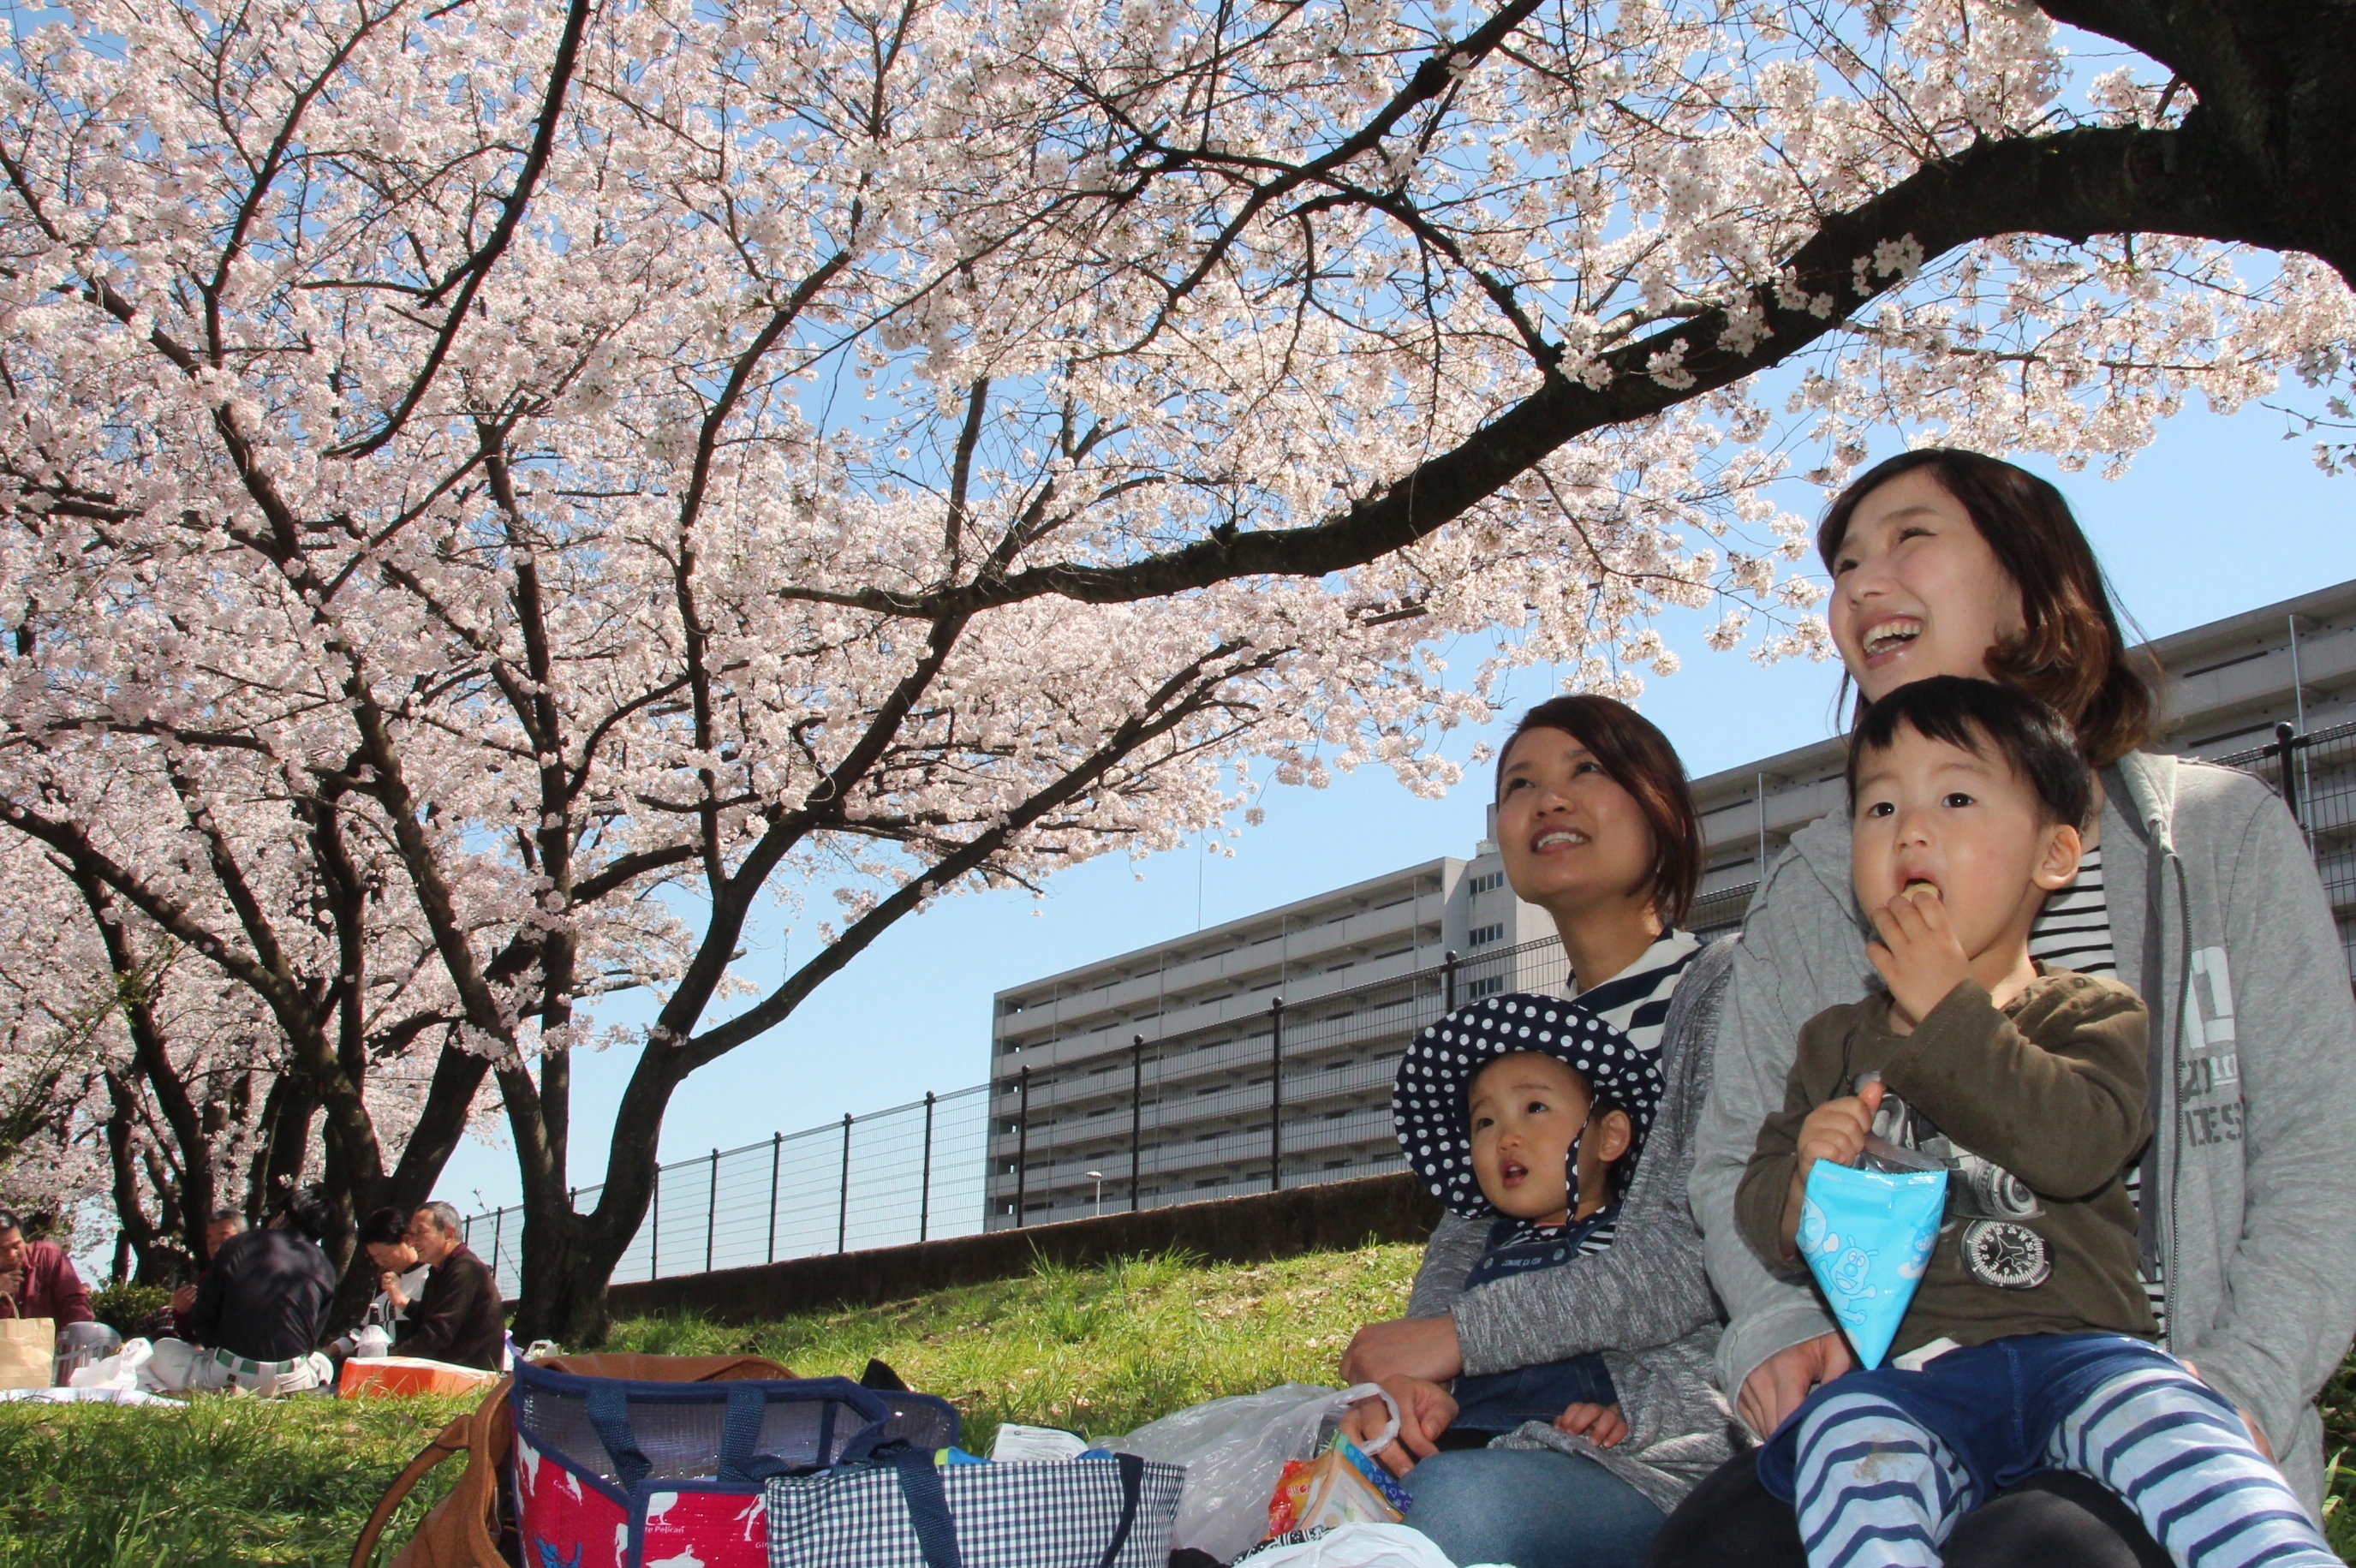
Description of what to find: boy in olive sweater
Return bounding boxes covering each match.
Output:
[1735,677,2331,1568]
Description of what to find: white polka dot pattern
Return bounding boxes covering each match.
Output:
[1392,991,1669,1219]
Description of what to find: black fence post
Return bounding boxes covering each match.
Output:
[2278,721,2304,826]
[920,1092,936,1243]
[1269,996,1285,1192]
[1442,949,1459,1012]
[705,1148,719,1274]
[1130,1034,1145,1213]
[766,1132,781,1263]
[491,1207,504,1295]
[651,1165,660,1280]
[837,1113,853,1254]
[1015,1065,1031,1227]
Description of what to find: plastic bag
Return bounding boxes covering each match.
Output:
[1119,1381,1399,1565]
[1238,1521,1501,1567]
[69,1336,154,1392]
[1798,1160,1947,1370]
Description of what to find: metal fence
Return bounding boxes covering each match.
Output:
[2214,718,2356,980]
[457,881,1758,1297]
[461,1086,991,1300]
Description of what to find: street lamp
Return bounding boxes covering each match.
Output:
[1087,1171,1104,1217]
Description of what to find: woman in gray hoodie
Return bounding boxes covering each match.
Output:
[1658,450,2356,1566]
[1340,695,1742,1568]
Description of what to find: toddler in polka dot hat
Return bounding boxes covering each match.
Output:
[1387,990,1671,1446]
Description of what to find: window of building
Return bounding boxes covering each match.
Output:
[1468,923,1506,948]
[1468,870,1506,895]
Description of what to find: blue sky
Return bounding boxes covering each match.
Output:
[436,401,2356,1218]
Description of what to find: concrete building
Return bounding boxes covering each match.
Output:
[984,577,2356,1228]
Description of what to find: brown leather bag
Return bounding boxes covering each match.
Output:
[350,1353,793,1568]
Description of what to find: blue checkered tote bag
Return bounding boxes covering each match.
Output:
[766,1447,1184,1568]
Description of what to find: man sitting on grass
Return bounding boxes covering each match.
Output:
[153,1184,337,1396]
[168,1207,248,1338]
[0,1208,92,1326]
[394,1202,504,1370]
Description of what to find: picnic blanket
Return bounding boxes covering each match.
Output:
[0,1385,176,1406]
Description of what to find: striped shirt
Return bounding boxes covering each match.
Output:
[2027,846,2165,1331]
[1567,927,1703,1061]
[1536,927,1703,1262]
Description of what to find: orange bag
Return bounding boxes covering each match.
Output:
[349,1353,792,1568]
[339,1356,502,1400]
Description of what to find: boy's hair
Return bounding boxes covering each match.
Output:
[1467,1052,1637,1203]
[1846,676,2093,829]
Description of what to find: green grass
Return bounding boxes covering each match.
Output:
[604,1242,1423,1453]
[0,1242,2348,1565]
[0,1392,478,1567]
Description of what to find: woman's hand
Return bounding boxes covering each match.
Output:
[1553,1401,1628,1448]
[1342,1375,1457,1478]
[2179,1357,2275,1464]
[1737,1332,1854,1439]
[1340,1315,1464,1386]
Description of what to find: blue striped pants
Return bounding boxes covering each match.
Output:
[1790,1360,2336,1568]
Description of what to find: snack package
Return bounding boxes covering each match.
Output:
[1265,1434,1412,1538]
[1798,1160,1948,1370]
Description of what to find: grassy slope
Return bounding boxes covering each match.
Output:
[0,1243,2347,1565]
[604,1243,1424,1452]
[0,1392,478,1568]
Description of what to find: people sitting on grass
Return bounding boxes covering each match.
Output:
[168,1207,248,1339]
[0,1207,93,1327]
[1337,696,1739,1568]
[325,1206,430,1364]
[151,1184,338,1396]
[393,1201,505,1371]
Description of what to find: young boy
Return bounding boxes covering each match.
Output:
[1385,992,1664,1451]
[1735,676,2334,1568]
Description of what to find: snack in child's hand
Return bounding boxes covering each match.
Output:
[1797,1160,1947,1370]
[1264,1434,1412,1538]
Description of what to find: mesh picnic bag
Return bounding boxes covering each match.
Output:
[510,1358,959,1568]
[348,1354,939,1568]
[764,1447,1185,1568]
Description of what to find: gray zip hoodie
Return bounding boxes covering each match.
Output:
[1690,751,2356,1512]
[1407,937,1745,1511]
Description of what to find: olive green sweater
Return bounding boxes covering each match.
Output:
[1735,970,2156,1360]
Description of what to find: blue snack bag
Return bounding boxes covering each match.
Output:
[1798,1160,1948,1369]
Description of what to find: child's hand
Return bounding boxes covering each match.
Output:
[1866,885,1972,1028]
[1341,1375,1456,1477]
[1782,1082,1885,1255]
[1554,1401,1627,1448]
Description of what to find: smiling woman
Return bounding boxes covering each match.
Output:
[1666,450,2356,1568]
[1331,695,1738,1568]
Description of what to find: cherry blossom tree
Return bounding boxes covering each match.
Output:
[0,0,2348,1338]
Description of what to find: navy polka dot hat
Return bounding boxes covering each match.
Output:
[1393,991,1667,1219]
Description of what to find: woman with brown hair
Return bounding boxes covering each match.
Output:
[1656,450,2356,1565]
[1336,695,1739,1568]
